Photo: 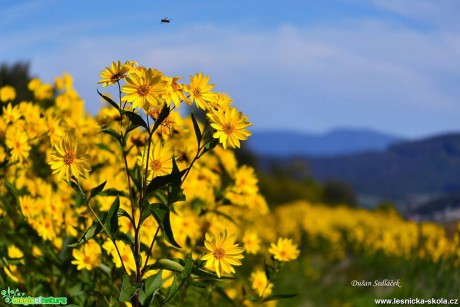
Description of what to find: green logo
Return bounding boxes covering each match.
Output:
[1,287,67,305]
[1,287,25,304]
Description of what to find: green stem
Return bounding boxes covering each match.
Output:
[141,226,161,276]
[181,138,212,185]
[87,202,129,276]
[258,259,280,305]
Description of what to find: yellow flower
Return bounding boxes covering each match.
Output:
[186,73,217,110]
[146,106,179,137]
[32,246,43,257]
[4,265,21,283]
[162,76,189,108]
[45,113,65,145]
[209,92,232,110]
[102,240,117,255]
[28,78,53,100]
[2,103,21,124]
[5,128,31,163]
[34,216,57,241]
[49,136,91,181]
[242,231,261,254]
[122,68,166,110]
[19,195,39,218]
[201,230,245,278]
[108,240,137,275]
[98,60,130,87]
[140,141,172,182]
[71,240,102,271]
[0,85,16,102]
[250,269,273,298]
[268,238,300,262]
[8,245,24,260]
[233,165,259,195]
[208,107,252,149]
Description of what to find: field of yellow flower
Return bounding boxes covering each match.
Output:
[0,62,459,306]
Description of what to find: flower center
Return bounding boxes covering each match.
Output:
[64,151,75,165]
[223,123,235,135]
[213,248,225,260]
[111,73,122,82]
[150,159,162,172]
[83,256,91,264]
[193,88,201,98]
[171,82,179,91]
[138,85,150,96]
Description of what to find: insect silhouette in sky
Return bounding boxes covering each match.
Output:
[161,17,171,24]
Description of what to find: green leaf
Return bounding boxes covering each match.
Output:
[2,257,24,265]
[96,143,112,152]
[168,158,186,203]
[191,267,235,280]
[119,274,137,302]
[264,259,275,280]
[191,112,202,146]
[0,159,9,170]
[99,188,128,197]
[216,287,238,307]
[97,89,120,110]
[89,180,107,199]
[146,173,179,194]
[121,110,148,130]
[149,258,183,273]
[104,195,120,236]
[98,263,111,276]
[202,138,219,155]
[125,124,139,137]
[148,204,181,248]
[213,210,237,225]
[165,274,179,303]
[244,295,259,302]
[262,293,298,302]
[189,281,207,289]
[117,208,132,220]
[5,182,20,208]
[181,254,193,280]
[100,128,122,143]
[144,272,163,299]
[145,168,187,197]
[151,103,170,133]
[114,232,134,246]
[68,221,102,247]
[138,289,146,305]
[64,179,86,200]
[129,165,142,192]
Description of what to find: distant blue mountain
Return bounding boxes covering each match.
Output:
[247,128,404,157]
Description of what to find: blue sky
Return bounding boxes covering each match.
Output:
[1,0,459,138]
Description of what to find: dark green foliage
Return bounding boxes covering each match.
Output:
[258,174,323,205]
[322,180,357,207]
[0,62,34,106]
